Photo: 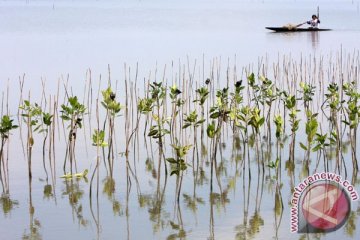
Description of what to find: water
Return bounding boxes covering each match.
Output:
[0,0,360,239]
[1,0,360,84]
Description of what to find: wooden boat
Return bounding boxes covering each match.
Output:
[266,27,331,32]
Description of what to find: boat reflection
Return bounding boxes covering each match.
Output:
[309,31,319,49]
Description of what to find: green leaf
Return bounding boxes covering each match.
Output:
[207,122,216,138]
[60,115,71,121]
[312,144,322,152]
[195,118,205,126]
[299,142,308,151]
[267,162,275,168]
[148,129,158,137]
[166,158,178,164]
[210,112,220,119]
[170,170,179,176]
[258,117,265,126]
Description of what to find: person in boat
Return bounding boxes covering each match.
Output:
[306,14,320,28]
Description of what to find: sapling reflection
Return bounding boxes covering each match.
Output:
[166,142,192,202]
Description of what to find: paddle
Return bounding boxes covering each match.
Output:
[283,22,306,30]
[295,22,307,28]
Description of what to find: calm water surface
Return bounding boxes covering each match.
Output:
[0,0,360,239]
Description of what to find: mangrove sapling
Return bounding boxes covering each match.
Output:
[148,82,170,175]
[273,114,283,172]
[343,81,360,171]
[247,73,277,158]
[210,88,230,123]
[209,87,231,163]
[124,97,152,195]
[321,83,343,173]
[34,110,54,197]
[19,100,43,179]
[248,107,266,171]
[20,102,43,240]
[183,111,205,137]
[183,110,205,191]
[299,82,316,112]
[312,133,330,172]
[234,106,256,176]
[0,115,18,193]
[126,97,154,156]
[257,76,278,133]
[322,83,342,123]
[282,94,300,164]
[300,110,319,165]
[169,84,184,144]
[194,86,210,139]
[236,106,252,143]
[229,80,245,131]
[258,76,281,168]
[101,87,122,176]
[247,73,260,107]
[206,121,220,193]
[194,87,210,112]
[248,108,265,134]
[60,96,86,174]
[126,100,147,199]
[208,88,231,195]
[38,112,53,182]
[20,100,54,180]
[90,129,108,200]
